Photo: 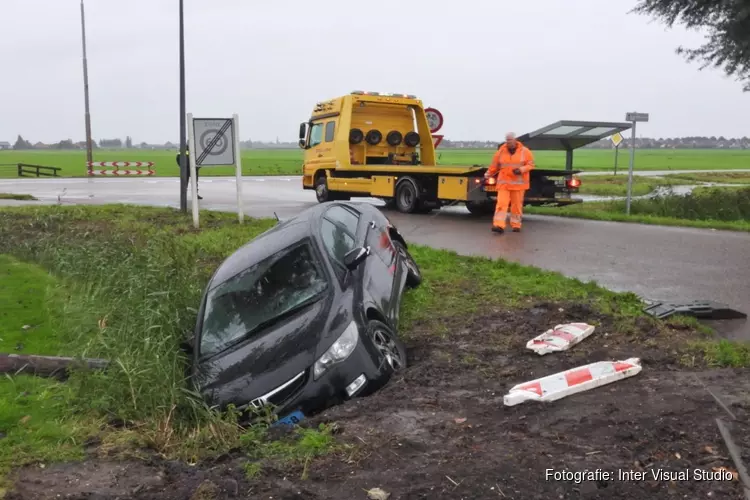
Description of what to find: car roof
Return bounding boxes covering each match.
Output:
[207,202,368,290]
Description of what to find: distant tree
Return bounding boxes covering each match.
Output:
[13,135,32,150]
[632,0,750,91]
[125,136,133,148]
[54,139,75,150]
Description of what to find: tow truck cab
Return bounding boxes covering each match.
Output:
[298,91,630,215]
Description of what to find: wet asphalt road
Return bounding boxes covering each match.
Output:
[2,175,748,339]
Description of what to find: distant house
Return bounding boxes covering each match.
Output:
[0,141,10,150]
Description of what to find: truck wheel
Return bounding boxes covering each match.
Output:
[395,178,420,213]
[315,174,332,203]
[465,200,495,216]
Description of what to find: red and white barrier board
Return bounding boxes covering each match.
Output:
[527,323,595,356]
[503,358,642,406]
[86,161,155,176]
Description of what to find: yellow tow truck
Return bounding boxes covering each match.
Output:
[298,91,632,215]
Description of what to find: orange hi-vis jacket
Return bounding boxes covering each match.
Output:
[486,141,535,191]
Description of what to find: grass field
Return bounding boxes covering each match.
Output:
[2,148,750,178]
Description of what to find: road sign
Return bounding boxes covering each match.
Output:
[432,134,444,148]
[610,132,623,147]
[425,107,444,133]
[187,114,244,228]
[192,118,236,166]
[625,112,649,123]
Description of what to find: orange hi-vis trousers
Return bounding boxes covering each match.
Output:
[493,189,525,230]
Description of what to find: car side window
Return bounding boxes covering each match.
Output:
[309,123,324,147]
[324,205,360,235]
[324,121,335,142]
[320,219,355,267]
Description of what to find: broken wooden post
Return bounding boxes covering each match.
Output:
[0,353,109,380]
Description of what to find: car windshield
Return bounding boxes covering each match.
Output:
[199,242,329,358]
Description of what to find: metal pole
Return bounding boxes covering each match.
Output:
[614,145,619,175]
[625,121,637,215]
[80,0,93,165]
[178,0,187,212]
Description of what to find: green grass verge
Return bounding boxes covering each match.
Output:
[2,148,750,178]
[0,193,36,201]
[0,203,746,483]
[528,186,750,232]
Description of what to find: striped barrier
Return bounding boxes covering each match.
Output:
[527,323,595,356]
[504,357,642,406]
[87,161,155,176]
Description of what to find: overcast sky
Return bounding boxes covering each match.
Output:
[2,0,748,144]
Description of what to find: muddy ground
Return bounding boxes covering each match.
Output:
[7,302,750,499]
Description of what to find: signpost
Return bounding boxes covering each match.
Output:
[610,132,623,175]
[425,107,444,149]
[187,114,244,228]
[624,112,649,215]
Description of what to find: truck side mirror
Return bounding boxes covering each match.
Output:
[298,123,308,149]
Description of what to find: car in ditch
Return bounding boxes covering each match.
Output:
[182,201,422,424]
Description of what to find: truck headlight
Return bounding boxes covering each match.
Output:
[313,321,359,380]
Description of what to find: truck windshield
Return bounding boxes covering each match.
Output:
[199,242,329,358]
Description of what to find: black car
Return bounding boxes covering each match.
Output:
[184,201,422,424]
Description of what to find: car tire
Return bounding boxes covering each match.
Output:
[395,177,420,213]
[393,240,422,288]
[367,320,408,376]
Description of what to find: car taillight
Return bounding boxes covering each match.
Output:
[566,177,581,189]
[485,177,496,186]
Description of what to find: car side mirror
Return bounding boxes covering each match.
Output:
[344,246,370,270]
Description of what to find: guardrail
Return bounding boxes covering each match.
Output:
[17,163,61,177]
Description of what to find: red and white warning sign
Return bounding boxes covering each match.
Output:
[424,107,444,133]
[503,358,642,406]
[527,323,595,355]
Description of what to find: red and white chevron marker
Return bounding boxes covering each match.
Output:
[87,168,155,176]
[87,161,154,168]
[503,358,642,406]
[526,323,596,356]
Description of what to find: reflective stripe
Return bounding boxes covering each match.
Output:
[510,214,522,223]
[494,211,507,222]
[498,180,525,185]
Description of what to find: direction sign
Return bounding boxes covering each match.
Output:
[625,112,649,123]
[192,118,236,166]
[610,132,623,147]
[425,107,444,133]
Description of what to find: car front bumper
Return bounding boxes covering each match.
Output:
[255,338,385,419]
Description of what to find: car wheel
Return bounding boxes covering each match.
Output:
[393,240,421,288]
[368,320,407,375]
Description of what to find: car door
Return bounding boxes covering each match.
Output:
[362,212,401,324]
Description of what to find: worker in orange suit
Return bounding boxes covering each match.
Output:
[485,132,535,233]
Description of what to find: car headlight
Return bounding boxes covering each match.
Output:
[313,321,359,380]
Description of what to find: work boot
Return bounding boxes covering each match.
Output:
[491,227,504,234]
[512,227,521,232]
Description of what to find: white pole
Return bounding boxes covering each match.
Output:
[187,113,199,228]
[233,113,244,223]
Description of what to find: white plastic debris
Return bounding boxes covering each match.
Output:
[527,323,595,355]
[504,357,642,406]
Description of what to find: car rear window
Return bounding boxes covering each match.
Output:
[199,243,328,358]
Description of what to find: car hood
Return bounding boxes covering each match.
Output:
[193,296,336,409]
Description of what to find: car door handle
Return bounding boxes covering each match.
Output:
[369,221,376,229]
